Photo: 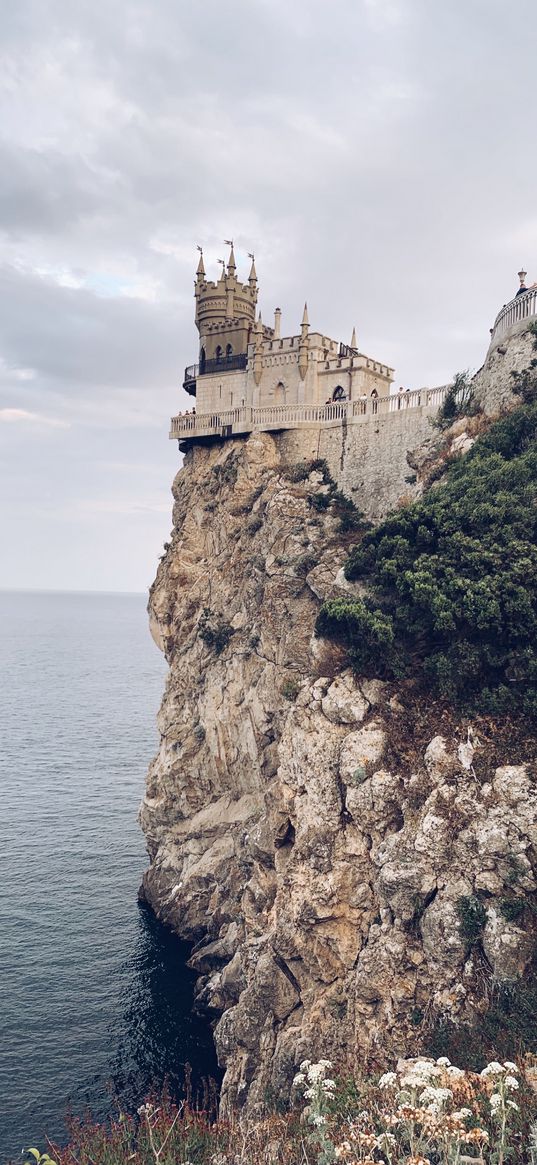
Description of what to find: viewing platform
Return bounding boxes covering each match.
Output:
[488,284,537,354]
[170,386,449,443]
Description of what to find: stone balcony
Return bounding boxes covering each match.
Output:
[488,286,537,354]
[170,386,449,442]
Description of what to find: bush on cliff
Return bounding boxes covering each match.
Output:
[316,392,537,719]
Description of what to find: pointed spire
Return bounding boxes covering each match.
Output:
[196,249,205,279]
[226,241,236,274]
[301,302,309,329]
[350,326,357,348]
[248,255,257,284]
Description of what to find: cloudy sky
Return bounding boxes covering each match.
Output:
[1,0,535,592]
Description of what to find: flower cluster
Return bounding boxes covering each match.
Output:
[293,1053,526,1165]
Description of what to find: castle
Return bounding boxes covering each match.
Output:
[170,249,537,461]
[171,245,428,448]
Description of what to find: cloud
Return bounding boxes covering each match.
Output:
[0,0,536,589]
[0,407,70,428]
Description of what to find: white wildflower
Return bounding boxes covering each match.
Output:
[490,1093,502,1112]
[505,1075,519,1090]
[378,1071,398,1089]
[299,1059,311,1072]
[453,1108,473,1120]
[303,1087,315,1100]
[376,1132,397,1148]
[293,1072,306,1086]
[507,1100,520,1111]
[401,1074,426,1088]
[322,1078,337,1091]
[446,1065,465,1080]
[311,1114,327,1127]
[436,1056,451,1067]
[503,1061,519,1072]
[481,1061,504,1077]
[419,1086,453,1106]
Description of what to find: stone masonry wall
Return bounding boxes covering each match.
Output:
[279,406,437,519]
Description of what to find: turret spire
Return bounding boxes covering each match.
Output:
[248,252,257,285]
[225,240,236,275]
[350,326,357,348]
[299,302,309,381]
[196,246,205,279]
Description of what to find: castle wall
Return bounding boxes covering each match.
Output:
[277,406,437,519]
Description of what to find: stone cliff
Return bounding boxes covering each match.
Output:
[141,413,537,1114]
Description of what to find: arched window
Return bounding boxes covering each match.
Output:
[226,343,233,357]
[274,381,285,405]
[332,385,346,401]
[215,345,223,362]
[199,346,206,373]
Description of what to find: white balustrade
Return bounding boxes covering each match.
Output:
[489,287,537,347]
[169,386,449,440]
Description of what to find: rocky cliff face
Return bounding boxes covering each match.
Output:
[140,428,537,1115]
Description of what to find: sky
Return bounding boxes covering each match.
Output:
[1,0,536,592]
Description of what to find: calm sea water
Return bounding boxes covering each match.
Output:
[0,591,218,1161]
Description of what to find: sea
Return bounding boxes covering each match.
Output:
[0,590,218,1162]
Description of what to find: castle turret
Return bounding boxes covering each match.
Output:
[194,244,259,367]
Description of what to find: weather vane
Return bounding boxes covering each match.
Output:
[248,251,255,261]
[224,238,234,248]
[218,258,226,272]
[196,244,203,254]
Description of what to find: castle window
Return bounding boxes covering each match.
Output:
[226,343,233,357]
[215,345,223,362]
[332,385,346,401]
[200,346,206,373]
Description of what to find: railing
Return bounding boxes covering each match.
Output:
[201,353,248,375]
[183,364,198,394]
[489,287,537,348]
[170,386,448,439]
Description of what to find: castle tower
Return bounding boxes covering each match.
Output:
[194,244,258,369]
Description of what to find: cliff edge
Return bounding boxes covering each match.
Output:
[140,412,537,1114]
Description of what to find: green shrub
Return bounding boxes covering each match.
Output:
[316,386,537,718]
[315,599,403,676]
[281,678,301,701]
[457,895,487,946]
[432,370,479,430]
[198,609,234,655]
[307,491,331,511]
[294,553,317,577]
[499,897,525,922]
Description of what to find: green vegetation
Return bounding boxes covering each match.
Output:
[457,894,488,947]
[432,369,479,430]
[281,677,301,701]
[198,609,234,655]
[316,347,537,718]
[499,897,526,922]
